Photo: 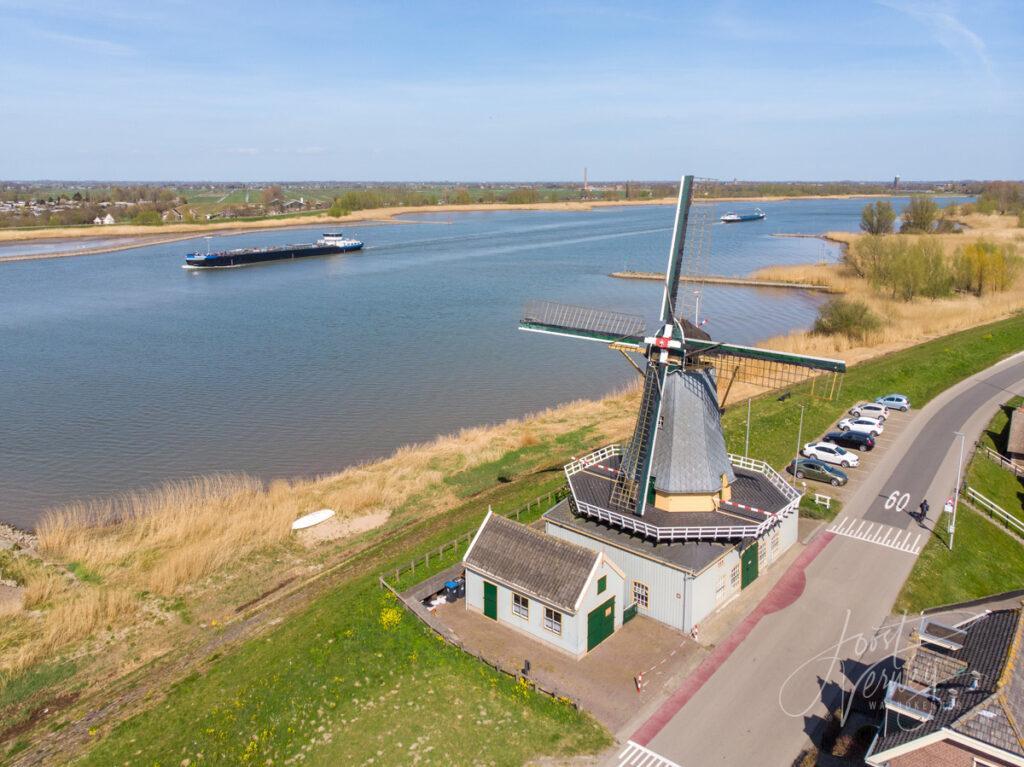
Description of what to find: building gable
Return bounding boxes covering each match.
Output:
[464,511,599,614]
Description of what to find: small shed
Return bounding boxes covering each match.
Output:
[463,511,625,657]
[1008,407,1024,462]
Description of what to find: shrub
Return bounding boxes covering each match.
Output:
[953,241,1021,295]
[860,201,895,235]
[813,298,882,340]
[131,210,162,226]
[900,196,938,233]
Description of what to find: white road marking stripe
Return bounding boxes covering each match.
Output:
[827,517,923,554]
[618,741,683,767]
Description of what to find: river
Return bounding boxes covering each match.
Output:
[0,195,970,527]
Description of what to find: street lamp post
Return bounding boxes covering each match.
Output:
[950,431,966,551]
[745,397,752,457]
[793,404,806,487]
[693,289,702,326]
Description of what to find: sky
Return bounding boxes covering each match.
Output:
[0,0,1021,181]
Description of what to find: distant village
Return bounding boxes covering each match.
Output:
[0,179,977,230]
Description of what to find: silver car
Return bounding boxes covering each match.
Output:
[875,393,911,412]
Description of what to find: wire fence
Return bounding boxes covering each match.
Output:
[377,485,580,709]
[380,486,569,588]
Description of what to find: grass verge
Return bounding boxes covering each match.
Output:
[76,575,610,767]
[893,508,1024,614]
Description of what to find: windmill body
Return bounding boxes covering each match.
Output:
[462,175,848,649]
[518,175,847,634]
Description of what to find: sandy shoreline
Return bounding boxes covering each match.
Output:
[0,192,913,262]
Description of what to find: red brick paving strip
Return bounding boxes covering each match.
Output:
[631,531,836,746]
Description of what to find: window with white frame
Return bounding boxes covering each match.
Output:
[633,580,650,609]
[758,540,767,568]
[730,565,740,589]
[770,529,781,560]
[512,592,529,619]
[543,607,562,635]
[715,575,727,604]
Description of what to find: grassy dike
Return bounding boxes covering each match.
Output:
[31,314,1024,766]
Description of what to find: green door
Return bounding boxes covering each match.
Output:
[587,597,615,651]
[483,581,497,620]
[741,542,759,588]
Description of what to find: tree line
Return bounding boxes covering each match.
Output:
[845,235,1019,300]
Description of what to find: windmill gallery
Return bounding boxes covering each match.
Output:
[458,176,848,657]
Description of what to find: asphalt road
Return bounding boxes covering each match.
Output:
[617,352,1024,767]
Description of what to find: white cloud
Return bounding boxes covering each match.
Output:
[877,0,996,83]
[36,30,134,56]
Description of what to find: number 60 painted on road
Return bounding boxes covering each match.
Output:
[884,491,910,512]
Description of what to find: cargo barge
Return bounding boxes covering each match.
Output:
[182,233,363,269]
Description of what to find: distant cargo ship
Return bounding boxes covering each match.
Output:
[182,233,363,269]
[720,208,766,223]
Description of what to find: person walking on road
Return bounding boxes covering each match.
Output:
[916,498,930,526]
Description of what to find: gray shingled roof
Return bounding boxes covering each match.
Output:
[651,369,735,495]
[870,607,1024,761]
[464,513,598,613]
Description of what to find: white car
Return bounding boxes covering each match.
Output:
[849,402,889,421]
[801,441,861,468]
[837,416,885,437]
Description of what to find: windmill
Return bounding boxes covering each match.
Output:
[520,176,846,522]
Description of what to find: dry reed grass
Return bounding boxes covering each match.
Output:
[37,474,300,595]
[3,384,639,670]
[752,220,1024,364]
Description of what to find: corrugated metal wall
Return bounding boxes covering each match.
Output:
[545,523,689,631]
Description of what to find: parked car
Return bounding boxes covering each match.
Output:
[788,457,849,486]
[837,417,885,437]
[849,402,889,421]
[802,441,861,468]
[823,430,875,452]
[876,393,911,412]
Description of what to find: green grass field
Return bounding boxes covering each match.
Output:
[966,396,1024,523]
[894,507,1024,614]
[57,312,1024,765]
[77,577,609,767]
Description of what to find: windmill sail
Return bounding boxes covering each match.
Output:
[660,175,695,325]
[520,300,646,347]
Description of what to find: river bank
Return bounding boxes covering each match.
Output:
[0,191,923,257]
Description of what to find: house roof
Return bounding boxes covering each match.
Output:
[651,369,736,495]
[869,607,1024,763]
[463,511,600,613]
[1008,408,1024,455]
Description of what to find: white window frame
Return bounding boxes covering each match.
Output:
[758,539,767,568]
[543,607,562,635]
[512,592,529,620]
[715,575,727,604]
[730,564,740,589]
[633,580,650,610]
[770,529,781,560]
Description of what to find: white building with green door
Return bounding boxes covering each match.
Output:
[463,511,626,657]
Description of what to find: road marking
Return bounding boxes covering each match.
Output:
[827,517,923,554]
[618,741,682,767]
